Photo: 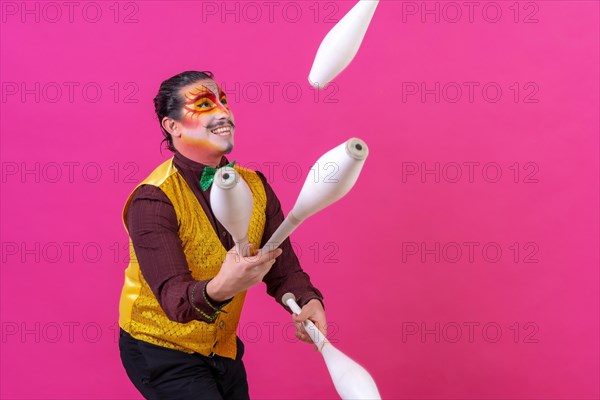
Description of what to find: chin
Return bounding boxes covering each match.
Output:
[223,142,234,154]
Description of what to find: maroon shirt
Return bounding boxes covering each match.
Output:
[125,151,324,324]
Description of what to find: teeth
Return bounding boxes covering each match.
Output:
[211,126,231,136]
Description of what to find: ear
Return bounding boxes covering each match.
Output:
[162,117,181,138]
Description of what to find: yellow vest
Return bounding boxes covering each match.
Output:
[118,157,266,359]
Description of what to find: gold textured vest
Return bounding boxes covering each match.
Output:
[118,157,266,359]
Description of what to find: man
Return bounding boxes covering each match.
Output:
[118,71,326,399]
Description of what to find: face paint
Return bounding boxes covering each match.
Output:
[182,85,231,127]
[177,80,235,154]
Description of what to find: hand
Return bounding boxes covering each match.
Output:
[293,299,327,346]
[207,244,283,302]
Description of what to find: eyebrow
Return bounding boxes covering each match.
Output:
[184,86,217,103]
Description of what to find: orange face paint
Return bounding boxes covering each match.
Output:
[182,84,230,126]
[177,81,235,155]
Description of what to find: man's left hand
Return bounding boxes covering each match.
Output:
[292,299,327,345]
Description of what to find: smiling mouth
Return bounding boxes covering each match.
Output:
[211,126,233,136]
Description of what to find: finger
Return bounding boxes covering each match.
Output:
[319,324,328,337]
[292,313,305,323]
[295,331,312,344]
[246,243,257,256]
[258,247,283,261]
[225,246,239,259]
[310,313,327,332]
[293,306,314,323]
[294,320,317,342]
[241,244,262,262]
[293,321,303,333]
[312,318,327,337]
[294,315,326,340]
[322,322,328,336]
[249,249,282,267]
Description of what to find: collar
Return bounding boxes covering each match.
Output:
[173,150,230,181]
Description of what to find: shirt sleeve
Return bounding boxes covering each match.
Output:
[255,171,325,311]
[125,184,231,324]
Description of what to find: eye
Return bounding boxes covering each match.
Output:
[220,96,228,105]
[194,98,214,109]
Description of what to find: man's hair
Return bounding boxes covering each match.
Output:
[153,70,214,152]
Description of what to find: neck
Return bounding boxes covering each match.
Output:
[175,146,224,168]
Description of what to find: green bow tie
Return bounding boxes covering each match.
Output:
[199,161,236,191]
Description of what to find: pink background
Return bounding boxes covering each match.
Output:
[1,1,599,399]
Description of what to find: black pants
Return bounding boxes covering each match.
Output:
[119,329,250,400]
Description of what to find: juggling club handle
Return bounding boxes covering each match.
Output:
[236,236,250,257]
[263,212,302,251]
[282,293,327,351]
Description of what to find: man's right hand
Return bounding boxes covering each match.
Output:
[206,245,283,302]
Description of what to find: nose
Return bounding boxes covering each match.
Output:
[215,102,232,121]
[215,109,231,123]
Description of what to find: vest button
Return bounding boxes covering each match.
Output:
[219,320,225,329]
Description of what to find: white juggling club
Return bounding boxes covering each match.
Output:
[264,138,368,250]
[308,0,380,88]
[210,167,254,256]
[282,293,381,400]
